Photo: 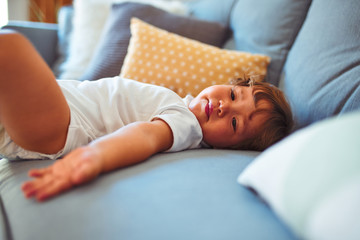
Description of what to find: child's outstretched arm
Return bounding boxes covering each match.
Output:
[21,119,173,202]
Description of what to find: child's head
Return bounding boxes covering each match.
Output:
[188,76,293,151]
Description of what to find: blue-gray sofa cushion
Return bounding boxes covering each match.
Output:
[283,0,360,129]
[187,0,237,26]
[52,5,74,77]
[2,22,58,67]
[230,0,311,85]
[0,149,297,240]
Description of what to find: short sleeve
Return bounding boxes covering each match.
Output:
[153,107,203,152]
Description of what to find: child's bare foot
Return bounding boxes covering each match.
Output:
[21,146,103,202]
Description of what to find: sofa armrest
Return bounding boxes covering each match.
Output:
[2,21,58,67]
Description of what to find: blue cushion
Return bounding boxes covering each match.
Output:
[283,0,360,129]
[0,150,297,240]
[230,0,311,85]
[187,0,237,26]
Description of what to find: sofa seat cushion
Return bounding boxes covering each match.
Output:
[0,149,297,240]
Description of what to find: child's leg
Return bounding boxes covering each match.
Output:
[0,30,70,154]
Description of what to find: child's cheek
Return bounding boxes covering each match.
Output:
[210,122,229,138]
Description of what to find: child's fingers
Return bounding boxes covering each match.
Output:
[21,179,45,198]
[22,177,70,201]
[22,173,55,198]
[28,167,51,177]
[21,181,36,198]
[35,178,72,202]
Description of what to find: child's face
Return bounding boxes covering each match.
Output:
[189,85,269,148]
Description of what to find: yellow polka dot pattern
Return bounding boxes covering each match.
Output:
[120,18,271,97]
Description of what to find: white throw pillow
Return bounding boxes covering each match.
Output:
[58,0,189,80]
[238,111,360,240]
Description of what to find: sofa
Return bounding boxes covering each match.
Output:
[1,0,359,240]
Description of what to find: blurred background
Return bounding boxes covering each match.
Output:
[0,0,73,27]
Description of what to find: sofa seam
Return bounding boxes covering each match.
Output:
[228,0,239,28]
[0,195,13,240]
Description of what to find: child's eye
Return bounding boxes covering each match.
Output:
[232,117,237,131]
[231,88,235,101]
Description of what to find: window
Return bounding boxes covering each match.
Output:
[0,0,8,27]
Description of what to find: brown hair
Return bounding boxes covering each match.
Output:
[230,75,293,151]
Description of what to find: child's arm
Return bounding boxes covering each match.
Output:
[21,119,173,202]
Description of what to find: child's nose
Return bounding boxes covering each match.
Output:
[218,100,229,117]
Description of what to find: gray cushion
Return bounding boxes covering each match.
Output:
[51,5,74,78]
[0,149,297,240]
[283,0,360,129]
[2,22,58,67]
[230,0,311,85]
[80,2,230,81]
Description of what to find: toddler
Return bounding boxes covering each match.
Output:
[0,30,293,201]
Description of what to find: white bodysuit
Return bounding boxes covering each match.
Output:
[0,77,203,160]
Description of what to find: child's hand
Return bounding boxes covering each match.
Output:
[21,146,103,202]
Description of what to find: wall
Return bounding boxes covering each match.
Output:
[8,0,29,21]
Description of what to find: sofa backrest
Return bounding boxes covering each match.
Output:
[58,0,360,130]
[190,0,360,130]
[283,0,360,129]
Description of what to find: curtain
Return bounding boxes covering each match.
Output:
[29,0,72,23]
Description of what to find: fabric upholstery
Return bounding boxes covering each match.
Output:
[0,149,297,240]
[187,0,237,26]
[2,22,58,66]
[283,0,360,129]
[230,0,311,86]
[52,5,74,77]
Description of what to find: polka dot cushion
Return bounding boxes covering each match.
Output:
[120,18,271,97]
